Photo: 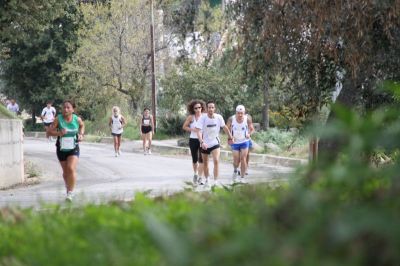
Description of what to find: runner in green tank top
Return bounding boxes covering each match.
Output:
[58,113,79,151]
[47,100,85,202]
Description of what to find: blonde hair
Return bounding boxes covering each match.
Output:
[112,106,120,115]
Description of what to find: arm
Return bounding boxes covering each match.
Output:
[247,114,255,138]
[121,116,126,128]
[108,117,112,130]
[182,115,193,133]
[139,117,142,135]
[195,117,206,149]
[78,117,85,141]
[222,125,234,145]
[40,109,45,121]
[47,117,64,137]
[225,117,234,144]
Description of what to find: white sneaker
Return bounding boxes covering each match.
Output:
[205,177,210,187]
[66,191,74,202]
[144,150,147,155]
[118,150,121,156]
[239,177,247,184]
[214,180,222,188]
[115,152,118,157]
[198,177,204,185]
[232,172,239,183]
[148,149,152,155]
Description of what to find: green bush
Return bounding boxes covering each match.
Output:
[23,118,44,132]
[158,114,186,136]
[253,127,308,151]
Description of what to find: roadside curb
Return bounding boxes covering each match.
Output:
[25,133,307,168]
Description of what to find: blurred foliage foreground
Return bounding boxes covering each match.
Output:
[1,106,400,266]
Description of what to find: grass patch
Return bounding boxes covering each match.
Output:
[24,160,41,178]
[0,104,16,119]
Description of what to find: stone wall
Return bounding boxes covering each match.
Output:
[0,119,24,188]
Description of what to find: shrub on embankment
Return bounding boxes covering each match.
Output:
[0,104,15,119]
[1,173,400,266]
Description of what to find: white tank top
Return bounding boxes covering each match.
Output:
[111,115,123,134]
[189,114,202,139]
[231,115,248,144]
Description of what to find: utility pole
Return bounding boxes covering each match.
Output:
[150,0,157,132]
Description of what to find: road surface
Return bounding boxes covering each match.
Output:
[0,138,293,208]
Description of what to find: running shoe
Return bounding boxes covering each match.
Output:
[148,149,152,155]
[214,180,222,188]
[66,191,74,202]
[198,177,204,185]
[232,172,239,183]
[115,152,118,157]
[205,177,211,187]
[118,150,121,156]
[239,177,248,184]
[193,174,198,184]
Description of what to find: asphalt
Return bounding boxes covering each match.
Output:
[0,137,296,209]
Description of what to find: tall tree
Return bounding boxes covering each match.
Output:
[63,0,162,118]
[0,0,82,122]
[229,0,400,132]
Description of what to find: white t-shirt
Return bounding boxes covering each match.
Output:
[111,115,123,134]
[7,103,19,113]
[41,106,56,123]
[196,113,225,147]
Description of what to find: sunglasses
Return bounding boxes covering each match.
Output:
[194,106,202,110]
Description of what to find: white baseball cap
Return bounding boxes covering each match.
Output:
[236,105,245,113]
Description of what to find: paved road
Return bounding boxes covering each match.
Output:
[0,138,293,208]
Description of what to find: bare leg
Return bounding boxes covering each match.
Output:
[211,148,221,180]
[113,136,118,152]
[192,162,198,174]
[117,135,122,152]
[202,153,209,178]
[142,133,147,152]
[147,132,153,150]
[232,150,240,170]
[198,162,204,177]
[60,161,68,189]
[239,149,249,178]
[65,156,79,192]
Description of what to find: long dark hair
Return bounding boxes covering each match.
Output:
[187,99,206,115]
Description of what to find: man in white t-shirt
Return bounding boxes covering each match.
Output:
[41,101,57,141]
[7,99,19,114]
[196,101,234,187]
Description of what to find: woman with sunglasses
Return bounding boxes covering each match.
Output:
[182,99,206,184]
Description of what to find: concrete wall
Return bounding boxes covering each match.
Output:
[0,119,24,188]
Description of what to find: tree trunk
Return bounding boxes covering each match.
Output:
[318,78,358,160]
[262,70,270,130]
[31,108,36,125]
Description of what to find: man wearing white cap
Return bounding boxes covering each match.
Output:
[196,100,234,187]
[226,104,255,183]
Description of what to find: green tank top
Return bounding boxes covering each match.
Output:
[58,114,79,151]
